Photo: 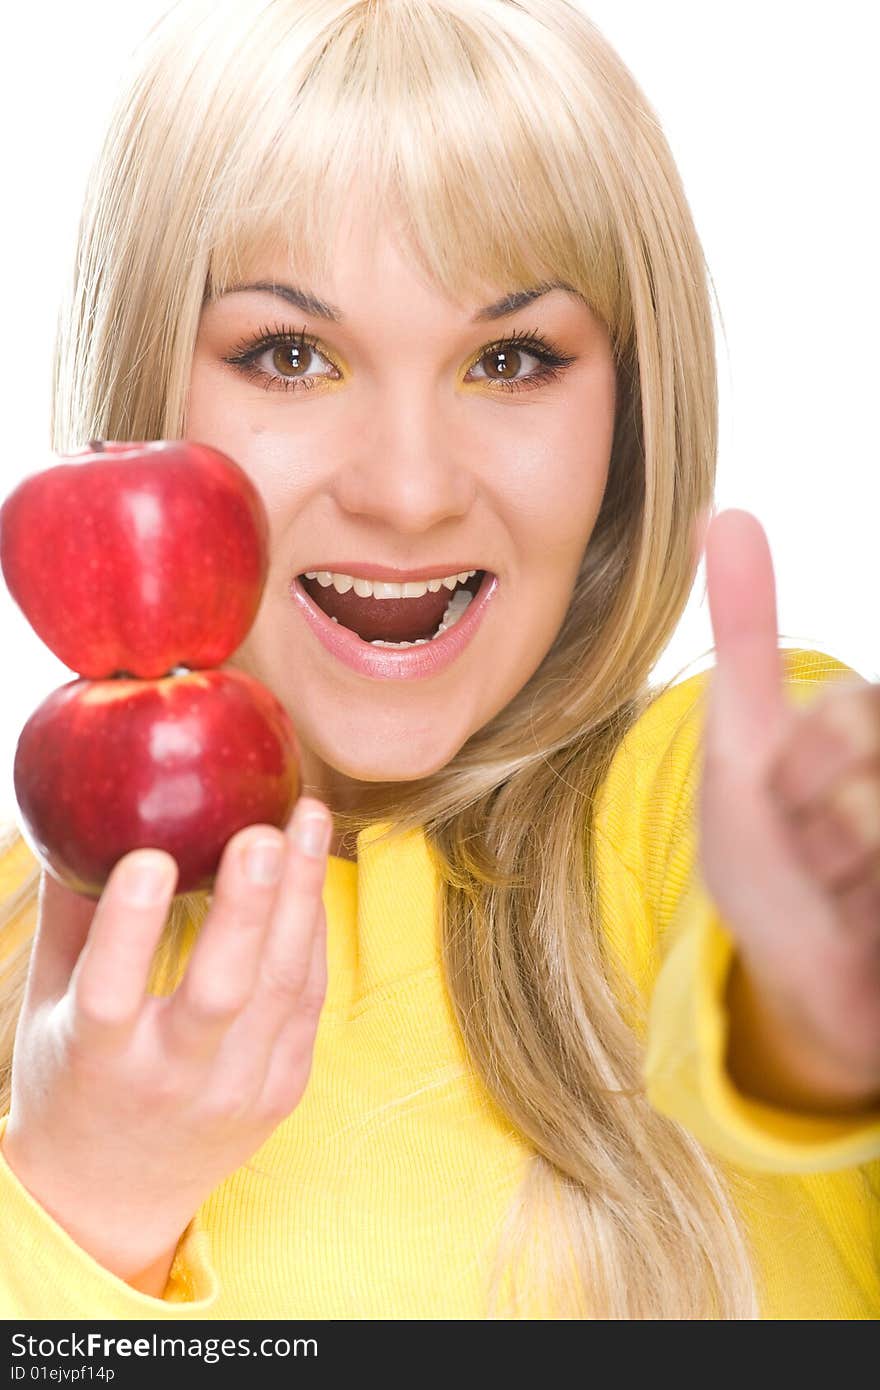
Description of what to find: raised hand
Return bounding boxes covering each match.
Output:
[697,508,880,1111]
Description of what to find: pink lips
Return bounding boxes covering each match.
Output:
[289,569,499,681]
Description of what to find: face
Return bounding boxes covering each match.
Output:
[186,210,617,832]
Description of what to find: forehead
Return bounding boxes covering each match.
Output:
[211,215,468,315]
[207,181,577,313]
[209,217,591,334]
[242,214,458,303]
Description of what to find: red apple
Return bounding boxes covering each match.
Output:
[0,439,269,679]
[13,667,301,899]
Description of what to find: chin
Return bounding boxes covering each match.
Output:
[329,749,459,785]
[316,727,467,785]
[229,651,479,781]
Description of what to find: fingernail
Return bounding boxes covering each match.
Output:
[119,852,175,906]
[293,810,332,859]
[242,836,284,885]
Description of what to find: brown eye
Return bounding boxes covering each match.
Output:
[481,346,522,382]
[225,326,341,393]
[271,341,316,379]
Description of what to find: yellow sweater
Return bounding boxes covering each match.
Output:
[1,647,878,1319]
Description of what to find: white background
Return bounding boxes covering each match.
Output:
[1,1,877,822]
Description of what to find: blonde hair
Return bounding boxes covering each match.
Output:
[2,0,762,1316]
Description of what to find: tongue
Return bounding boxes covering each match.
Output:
[301,577,455,642]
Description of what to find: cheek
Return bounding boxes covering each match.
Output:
[500,420,612,646]
[185,363,296,557]
[186,359,323,490]
[505,441,610,559]
[185,361,256,462]
[495,368,615,547]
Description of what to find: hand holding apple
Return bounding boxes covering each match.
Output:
[0,439,302,897]
[0,793,331,1293]
[0,440,333,1293]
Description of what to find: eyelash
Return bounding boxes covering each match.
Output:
[223,321,577,395]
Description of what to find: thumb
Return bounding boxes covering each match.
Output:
[704,508,788,770]
[28,864,100,1006]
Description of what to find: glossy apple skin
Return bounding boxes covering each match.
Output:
[13,668,301,900]
[0,440,269,679]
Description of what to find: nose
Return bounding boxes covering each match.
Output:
[330,378,476,533]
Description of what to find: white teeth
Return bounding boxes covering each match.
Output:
[303,568,478,598]
[368,638,432,648]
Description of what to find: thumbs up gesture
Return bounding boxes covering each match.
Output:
[698,509,880,1112]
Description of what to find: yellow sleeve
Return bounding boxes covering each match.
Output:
[593,648,880,1173]
[0,825,220,1316]
[0,1113,218,1318]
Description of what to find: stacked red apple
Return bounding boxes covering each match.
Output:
[0,440,301,899]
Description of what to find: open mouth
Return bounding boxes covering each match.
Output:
[297,569,487,646]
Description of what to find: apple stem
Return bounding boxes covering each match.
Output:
[87,439,106,451]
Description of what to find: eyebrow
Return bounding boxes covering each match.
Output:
[207,279,578,322]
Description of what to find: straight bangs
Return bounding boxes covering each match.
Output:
[196,0,630,354]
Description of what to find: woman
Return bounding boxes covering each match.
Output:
[0,0,878,1319]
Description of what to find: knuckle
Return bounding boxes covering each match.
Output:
[769,707,876,814]
[258,1055,312,1125]
[72,983,136,1033]
[833,857,880,920]
[830,774,880,842]
[257,1089,302,1128]
[183,985,250,1025]
[142,1068,187,1108]
[766,733,803,802]
[62,1025,105,1074]
[260,958,308,1001]
[298,983,327,1023]
[206,891,251,931]
[200,1084,255,1125]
